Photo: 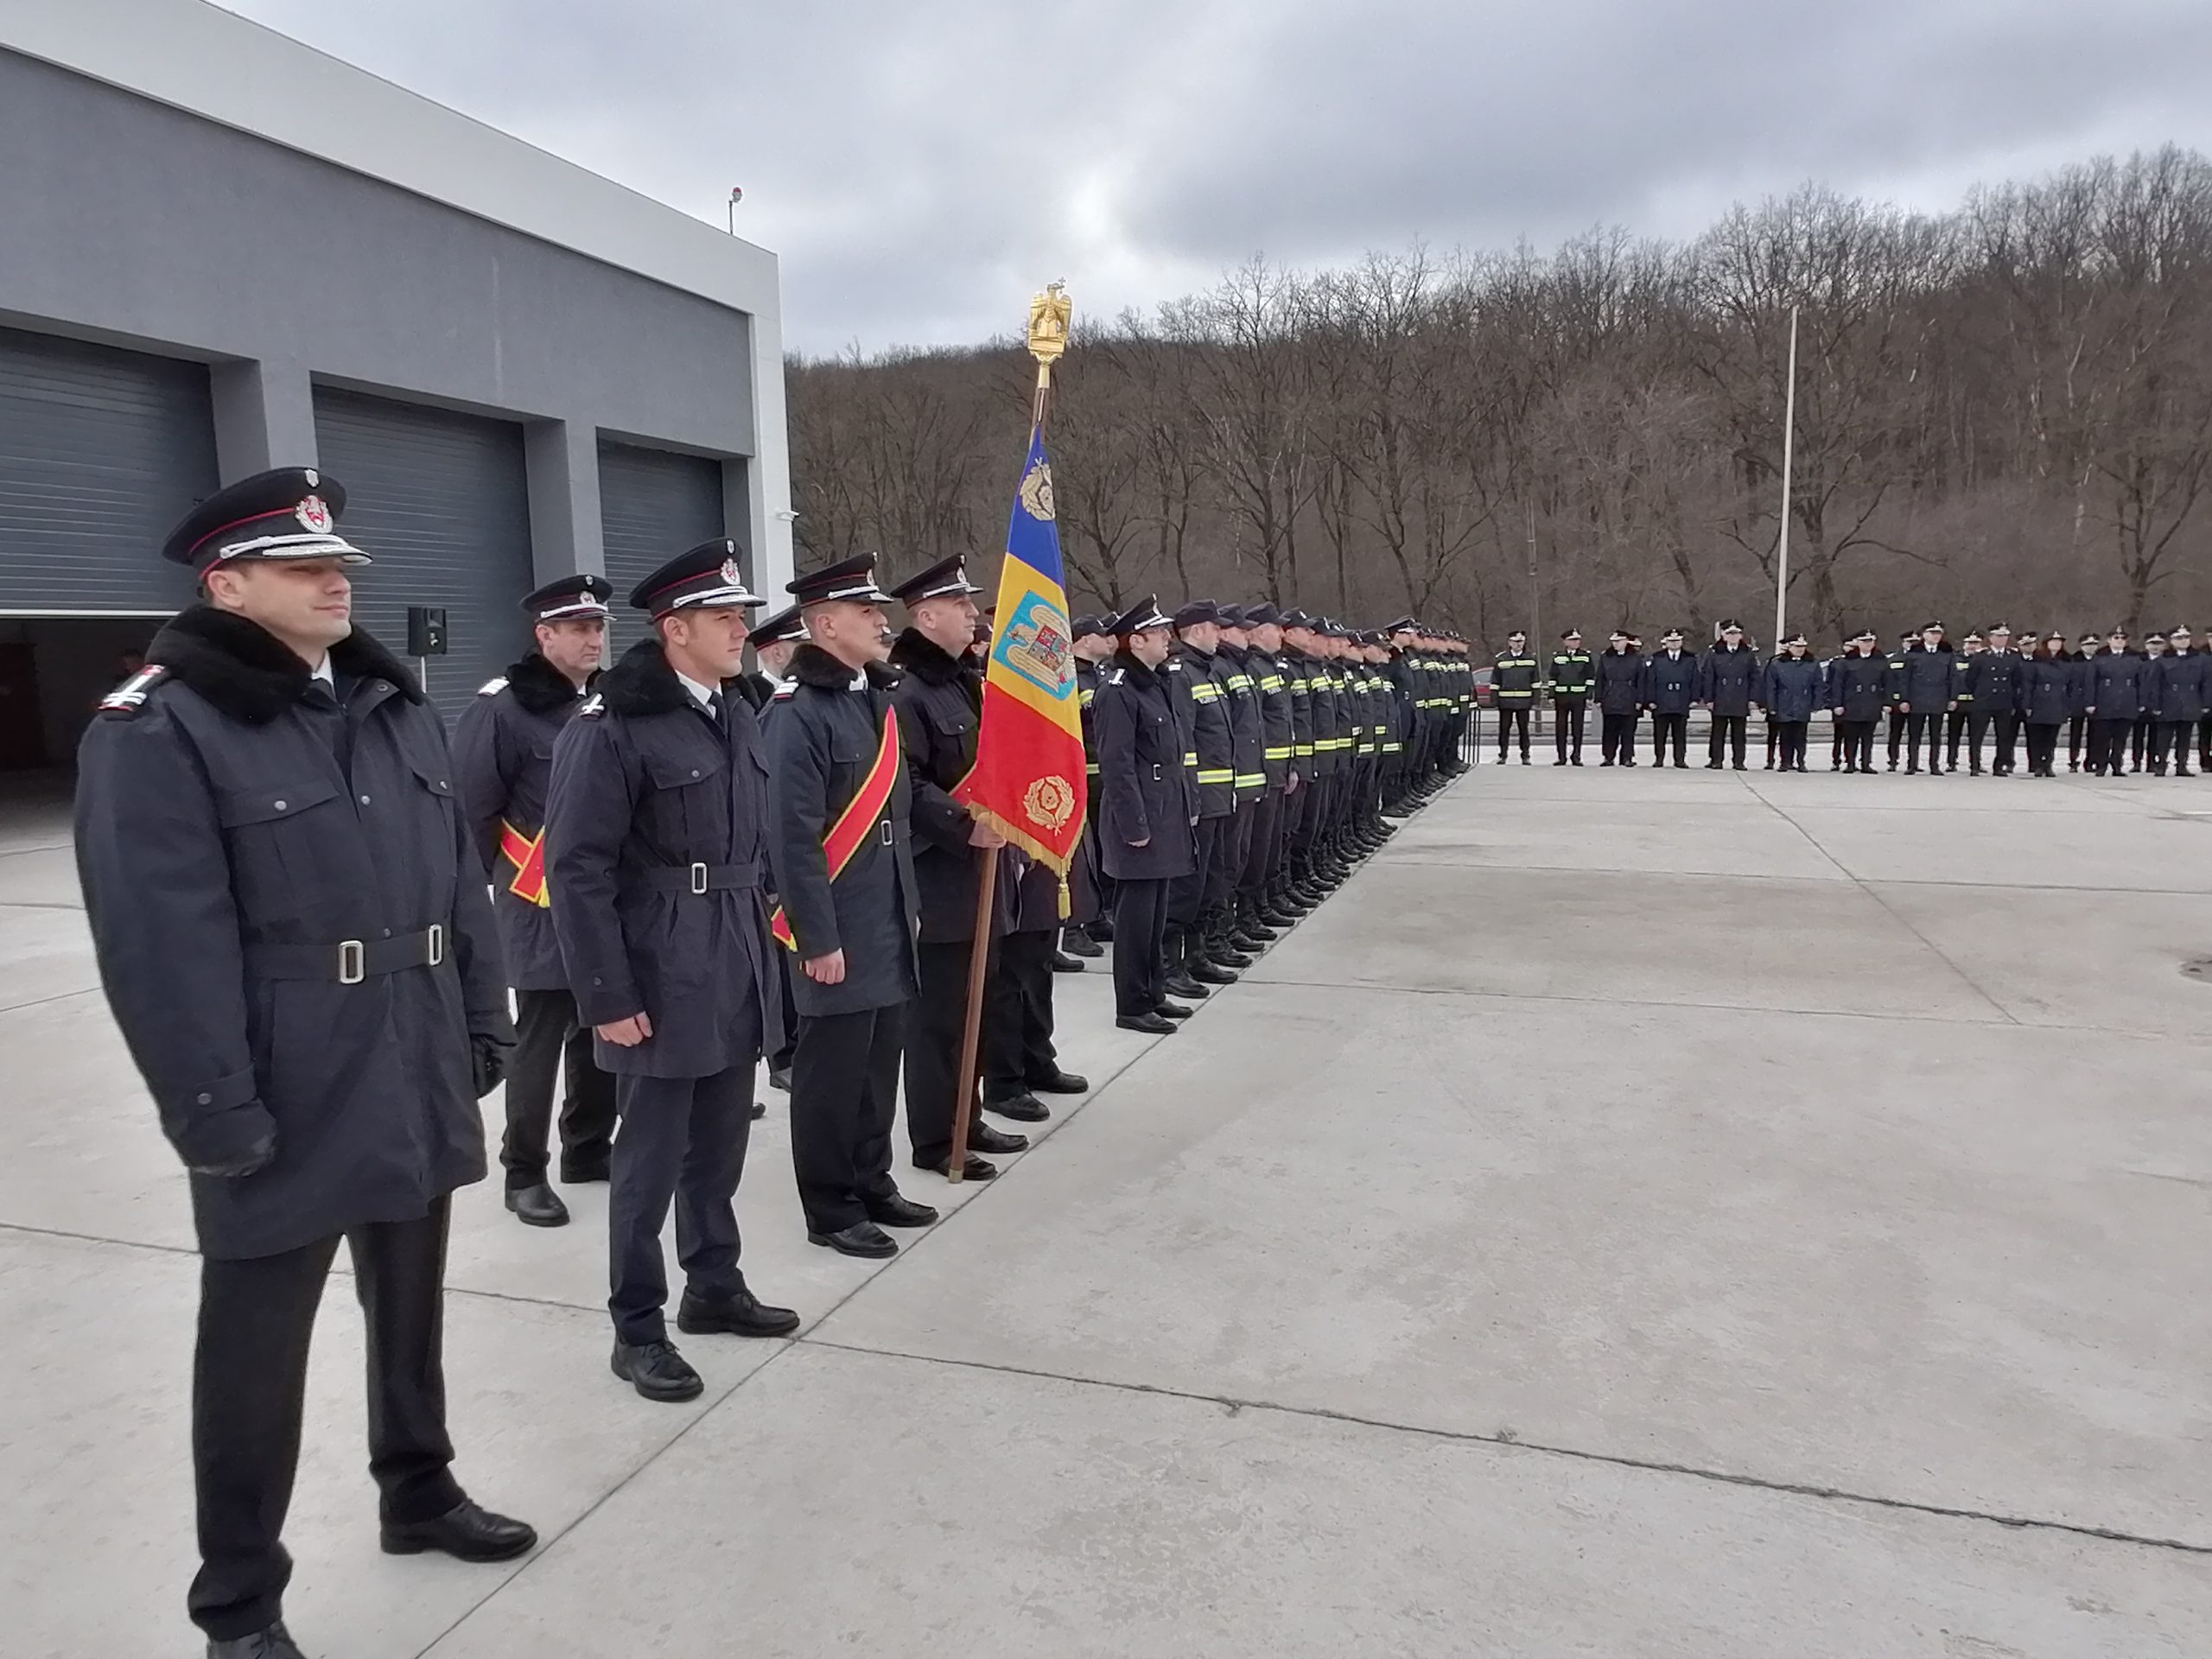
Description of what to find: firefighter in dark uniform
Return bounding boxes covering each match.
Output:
[545,539,801,1405]
[1896,621,1956,775]
[1698,620,1761,769]
[1381,616,1421,810]
[1966,624,2028,775]
[1643,628,1698,766]
[749,603,810,1094]
[1065,614,1115,957]
[1885,630,1916,769]
[1492,631,1537,762]
[1167,601,1245,984]
[1092,596,1199,1032]
[764,554,938,1258]
[2082,626,2145,777]
[76,468,535,1659]
[451,574,618,1230]
[1246,604,1311,918]
[1595,629,1643,765]
[1828,629,1891,772]
[1279,610,1335,904]
[1550,629,1593,765]
[1212,606,1271,953]
[886,557,1031,1179]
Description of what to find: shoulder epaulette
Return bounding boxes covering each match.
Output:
[476,677,508,696]
[1107,667,1127,685]
[577,693,605,719]
[98,664,169,715]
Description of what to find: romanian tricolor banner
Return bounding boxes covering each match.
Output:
[952,425,1088,890]
[769,707,903,950]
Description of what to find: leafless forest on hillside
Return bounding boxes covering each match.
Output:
[787,148,2212,649]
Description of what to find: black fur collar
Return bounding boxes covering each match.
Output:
[148,605,420,726]
[594,637,766,717]
[505,650,591,715]
[890,626,970,688]
[788,642,900,693]
[1109,649,1162,687]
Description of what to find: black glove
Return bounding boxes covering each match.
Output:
[188,1120,276,1179]
[175,1096,276,1178]
[470,1033,512,1100]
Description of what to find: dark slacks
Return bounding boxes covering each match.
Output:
[1599,709,1638,762]
[502,986,616,1186]
[1167,814,1220,924]
[2088,717,2132,774]
[1945,707,1972,768]
[190,1199,462,1642]
[767,950,801,1071]
[985,928,1058,1101]
[1554,701,1586,760]
[1497,704,1531,758]
[1112,876,1171,1015]
[1239,791,1281,903]
[1986,711,2021,772]
[2131,713,2154,769]
[1901,711,1943,769]
[1707,714,1747,766]
[790,1002,904,1232]
[908,935,997,1165]
[1839,719,1876,770]
[2024,722,2060,774]
[2152,721,2196,772]
[1887,709,1907,765]
[609,1067,751,1344]
[1649,711,1688,766]
[2067,711,2088,765]
[1775,720,1809,768]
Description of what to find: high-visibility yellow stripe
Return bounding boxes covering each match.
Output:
[1264,745,1293,759]
[1197,767,1234,783]
[1234,772,1265,787]
[1189,683,1222,702]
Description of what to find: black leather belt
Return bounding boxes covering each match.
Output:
[245,925,445,985]
[633,861,764,895]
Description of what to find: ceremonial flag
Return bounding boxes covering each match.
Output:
[952,425,1087,890]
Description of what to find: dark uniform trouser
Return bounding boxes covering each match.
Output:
[1112,877,1171,1015]
[1945,707,1972,768]
[1887,709,1907,765]
[502,986,616,1186]
[2152,721,2195,771]
[791,1002,904,1232]
[768,951,801,1072]
[2088,718,2132,773]
[1904,711,1943,769]
[985,928,1058,1101]
[1650,712,1688,766]
[1497,703,1531,757]
[1707,715,1747,766]
[2199,712,2212,769]
[609,1067,751,1344]
[1983,711,2020,772]
[1169,815,1224,924]
[2024,723,2060,773]
[1840,719,1876,770]
[1775,721,1809,767]
[1554,701,1586,760]
[190,1199,461,1642]
[1240,791,1281,905]
[908,936,997,1165]
[1599,709,1637,762]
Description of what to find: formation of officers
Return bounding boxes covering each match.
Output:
[1491,619,2212,778]
[71,466,1475,1659]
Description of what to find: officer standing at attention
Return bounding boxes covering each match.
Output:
[76,468,535,1659]
[1594,629,1643,766]
[1827,629,1891,773]
[1064,615,1116,958]
[766,554,938,1257]
[1167,601,1245,984]
[452,575,619,1229]
[1885,630,1916,770]
[1896,620,1956,775]
[546,539,801,1404]
[1944,632,1983,772]
[748,603,810,1095]
[1643,627,1698,766]
[2082,626,2145,777]
[1965,624,2028,776]
[1491,630,1538,763]
[887,557,1031,1179]
[1698,619,1761,770]
[2151,625,2204,776]
[1092,596,1199,1033]
[1550,629,1593,765]
[1760,633,1824,772]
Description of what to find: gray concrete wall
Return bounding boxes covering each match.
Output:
[0,42,782,589]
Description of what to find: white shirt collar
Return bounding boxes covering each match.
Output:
[673,668,719,709]
[308,655,334,688]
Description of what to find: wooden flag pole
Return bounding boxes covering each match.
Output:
[947,282,1071,1185]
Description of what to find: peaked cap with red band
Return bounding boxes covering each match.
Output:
[628,538,765,617]
[162,466,369,572]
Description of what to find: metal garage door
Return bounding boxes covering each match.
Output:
[597,440,727,605]
[0,326,217,615]
[313,390,534,715]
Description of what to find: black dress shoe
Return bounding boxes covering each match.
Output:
[504,1183,569,1229]
[916,1153,999,1181]
[1213,946,1255,969]
[610,1338,704,1402]
[967,1121,1030,1154]
[768,1065,792,1092]
[865,1192,940,1228]
[208,1622,309,1659]
[1062,931,1103,958]
[1116,1012,1178,1034]
[381,1499,537,1562]
[984,1091,1050,1122]
[1049,950,1085,973]
[808,1220,899,1257]
[677,1285,800,1338]
[1260,907,1300,929]
[557,1159,609,1185]
[1027,1069,1089,1094]
[750,1101,767,1120]
[1189,959,1240,986]
[1154,998,1194,1020]
[1162,970,1210,999]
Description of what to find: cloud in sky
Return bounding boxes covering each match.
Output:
[215,0,2212,353]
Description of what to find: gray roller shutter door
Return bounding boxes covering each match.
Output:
[0,326,217,614]
[597,441,726,604]
[313,390,533,715]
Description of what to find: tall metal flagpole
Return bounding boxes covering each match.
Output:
[1774,303,1800,646]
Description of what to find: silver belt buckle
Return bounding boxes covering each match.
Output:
[879,820,893,847]
[426,924,445,967]
[337,939,365,985]
[690,861,709,894]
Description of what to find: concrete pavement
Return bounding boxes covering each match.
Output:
[7,758,2210,1656]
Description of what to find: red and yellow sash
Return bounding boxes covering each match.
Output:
[770,707,900,951]
[498,819,550,908]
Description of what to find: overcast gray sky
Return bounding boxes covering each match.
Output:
[217,0,2212,356]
